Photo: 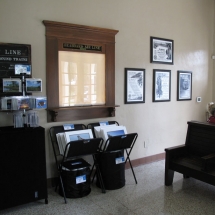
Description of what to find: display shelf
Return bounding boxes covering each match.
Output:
[47,105,120,122]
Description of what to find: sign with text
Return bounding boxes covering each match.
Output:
[63,43,102,52]
[0,43,31,76]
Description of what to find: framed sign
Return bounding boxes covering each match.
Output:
[150,37,174,64]
[177,71,192,101]
[0,43,31,97]
[125,68,145,104]
[153,69,171,102]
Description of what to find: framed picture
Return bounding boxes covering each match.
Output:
[26,78,42,92]
[177,71,192,101]
[15,64,31,75]
[153,69,171,102]
[125,68,145,104]
[150,37,174,64]
[2,78,22,93]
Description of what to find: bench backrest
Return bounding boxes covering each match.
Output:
[186,121,215,156]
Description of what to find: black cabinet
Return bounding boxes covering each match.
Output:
[0,126,48,210]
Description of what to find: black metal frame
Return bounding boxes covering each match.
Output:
[103,133,138,184]
[87,121,138,185]
[49,124,106,203]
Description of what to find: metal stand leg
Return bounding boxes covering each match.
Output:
[125,149,137,184]
[93,155,106,193]
[59,175,67,204]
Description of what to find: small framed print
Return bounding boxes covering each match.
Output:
[15,64,31,75]
[26,78,42,92]
[2,78,22,93]
[125,68,145,104]
[150,37,174,65]
[177,71,192,101]
[153,69,171,102]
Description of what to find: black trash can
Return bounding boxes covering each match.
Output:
[59,158,91,198]
[96,150,125,190]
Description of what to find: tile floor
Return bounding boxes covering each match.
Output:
[1,160,215,215]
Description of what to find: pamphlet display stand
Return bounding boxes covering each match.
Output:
[88,122,138,190]
[87,121,119,138]
[49,125,105,203]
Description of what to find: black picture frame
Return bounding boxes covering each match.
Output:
[153,69,171,102]
[125,68,145,104]
[177,71,192,101]
[150,37,174,65]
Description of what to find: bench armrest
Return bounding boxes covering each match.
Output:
[201,153,215,171]
[165,144,185,152]
[165,145,188,169]
[165,145,187,157]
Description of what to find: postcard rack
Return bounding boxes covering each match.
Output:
[87,121,138,189]
[1,73,47,128]
[49,124,106,203]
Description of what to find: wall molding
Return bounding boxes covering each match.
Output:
[125,152,165,169]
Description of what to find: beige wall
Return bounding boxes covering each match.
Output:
[0,0,214,178]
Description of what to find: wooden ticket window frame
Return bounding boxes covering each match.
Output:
[43,20,119,122]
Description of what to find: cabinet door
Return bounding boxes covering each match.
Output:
[0,126,47,210]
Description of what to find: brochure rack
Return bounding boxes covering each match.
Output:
[88,121,138,189]
[49,125,105,203]
[103,133,138,184]
[87,121,119,138]
[1,73,47,127]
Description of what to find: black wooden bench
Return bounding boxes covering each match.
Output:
[165,121,215,186]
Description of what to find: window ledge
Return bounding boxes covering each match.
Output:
[47,105,119,122]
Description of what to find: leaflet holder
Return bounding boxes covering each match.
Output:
[87,121,119,138]
[87,121,138,186]
[103,133,138,184]
[49,125,106,203]
[49,124,86,171]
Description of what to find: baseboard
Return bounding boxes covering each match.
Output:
[47,152,165,188]
[125,152,165,169]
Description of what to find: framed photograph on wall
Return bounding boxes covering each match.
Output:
[153,69,171,102]
[125,68,145,104]
[177,71,192,101]
[2,78,22,93]
[26,78,42,92]
[150,37,174,64]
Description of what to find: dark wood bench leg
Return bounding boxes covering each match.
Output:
[165,169,174,186]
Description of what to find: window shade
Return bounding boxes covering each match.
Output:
[59,51,105,107]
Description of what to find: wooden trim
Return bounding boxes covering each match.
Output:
[43,20,119,122]
[47,106,119,122]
